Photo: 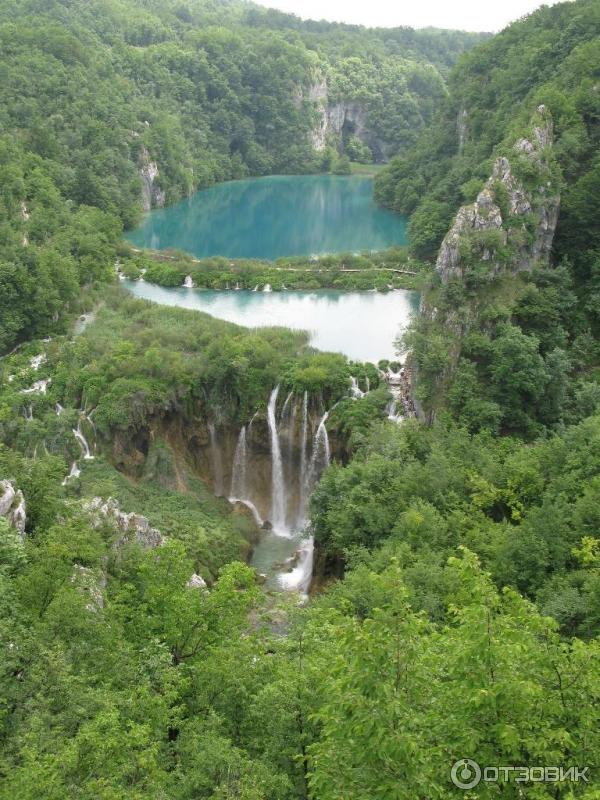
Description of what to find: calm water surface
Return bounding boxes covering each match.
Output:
[126,175,408,259]
[124,282,419,362]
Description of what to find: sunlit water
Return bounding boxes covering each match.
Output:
[123,283,419,362]
[126,174,408,259]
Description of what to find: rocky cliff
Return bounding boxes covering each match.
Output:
[0,480,26,539]
[436,105,560,283]
[298,77,392,162]
[139,146,166,212]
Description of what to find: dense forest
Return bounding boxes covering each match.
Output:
[2,0,600,798]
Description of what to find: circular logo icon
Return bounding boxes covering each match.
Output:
[451,758,482,790]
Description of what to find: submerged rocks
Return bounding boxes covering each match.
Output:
[0,480,26,539]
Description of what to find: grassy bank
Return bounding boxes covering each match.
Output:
[119,245,431,292]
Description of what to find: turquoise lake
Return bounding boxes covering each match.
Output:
[124,281,419,362]
[126,174,408,259]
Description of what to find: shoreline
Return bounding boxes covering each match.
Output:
[118,245,430,293]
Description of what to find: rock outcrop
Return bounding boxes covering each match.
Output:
[139,146,166,212]
[83,497,163,549]
[71,565,106,612]
[187,573,207,590]
[457,108,469,153]
[298,77,390,161]
[0,480,26,539]
[436,105,560,283]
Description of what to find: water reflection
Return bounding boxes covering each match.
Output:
[124,283,420,362]
[126,175,408,260]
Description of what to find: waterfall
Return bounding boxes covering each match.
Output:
[279,536,314,597]
[366,376,370,393]
[62,461,81,486]
[247,410,259,437]
[55,403,64,415]
[229,426,247,500]
[267,385,287,533]
[183,275,195,288]
[298,391,309,521]
[350,376,364,398]
[232,498,264,528]
[208,422,224,495]
[286,395,297,459]
[280,391,293,422]
[309,412,331,479]
[73,418,94,460]
[263,283,272,293]
[30,353,47,370]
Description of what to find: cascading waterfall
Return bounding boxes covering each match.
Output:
[73,417,94,460]
[247,410,259,435]
[279,537,314,596]
[229,426,247,500]
[281,391,293,422]
[208,422,224,495]
[280,411,329,597]
[350,376,364,398]
[307,411,330,486]
[298,391,309,521]
[62,461,81,486]
[224,386,333,596]
[267,385,287,533]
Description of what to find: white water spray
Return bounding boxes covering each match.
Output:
[308,412,331,485]
[350,376,364,398]
[298,391,309,521]
[62,461,81,485]
[208,422,224,495]
[73,418,94,460]
[279,536,314,596]
[267,385,287,533]
[230,426,247,500]
[280,391,293,421]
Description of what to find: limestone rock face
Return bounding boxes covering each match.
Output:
[83,497,163,549]
[457,108,468,153]
[187,573,207,590]
[0,480,26,539]
[436,105,559,283]
[298,76,390,161]
[436,189,504,281]
[71,564,106,612]
[139,146,166,211]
